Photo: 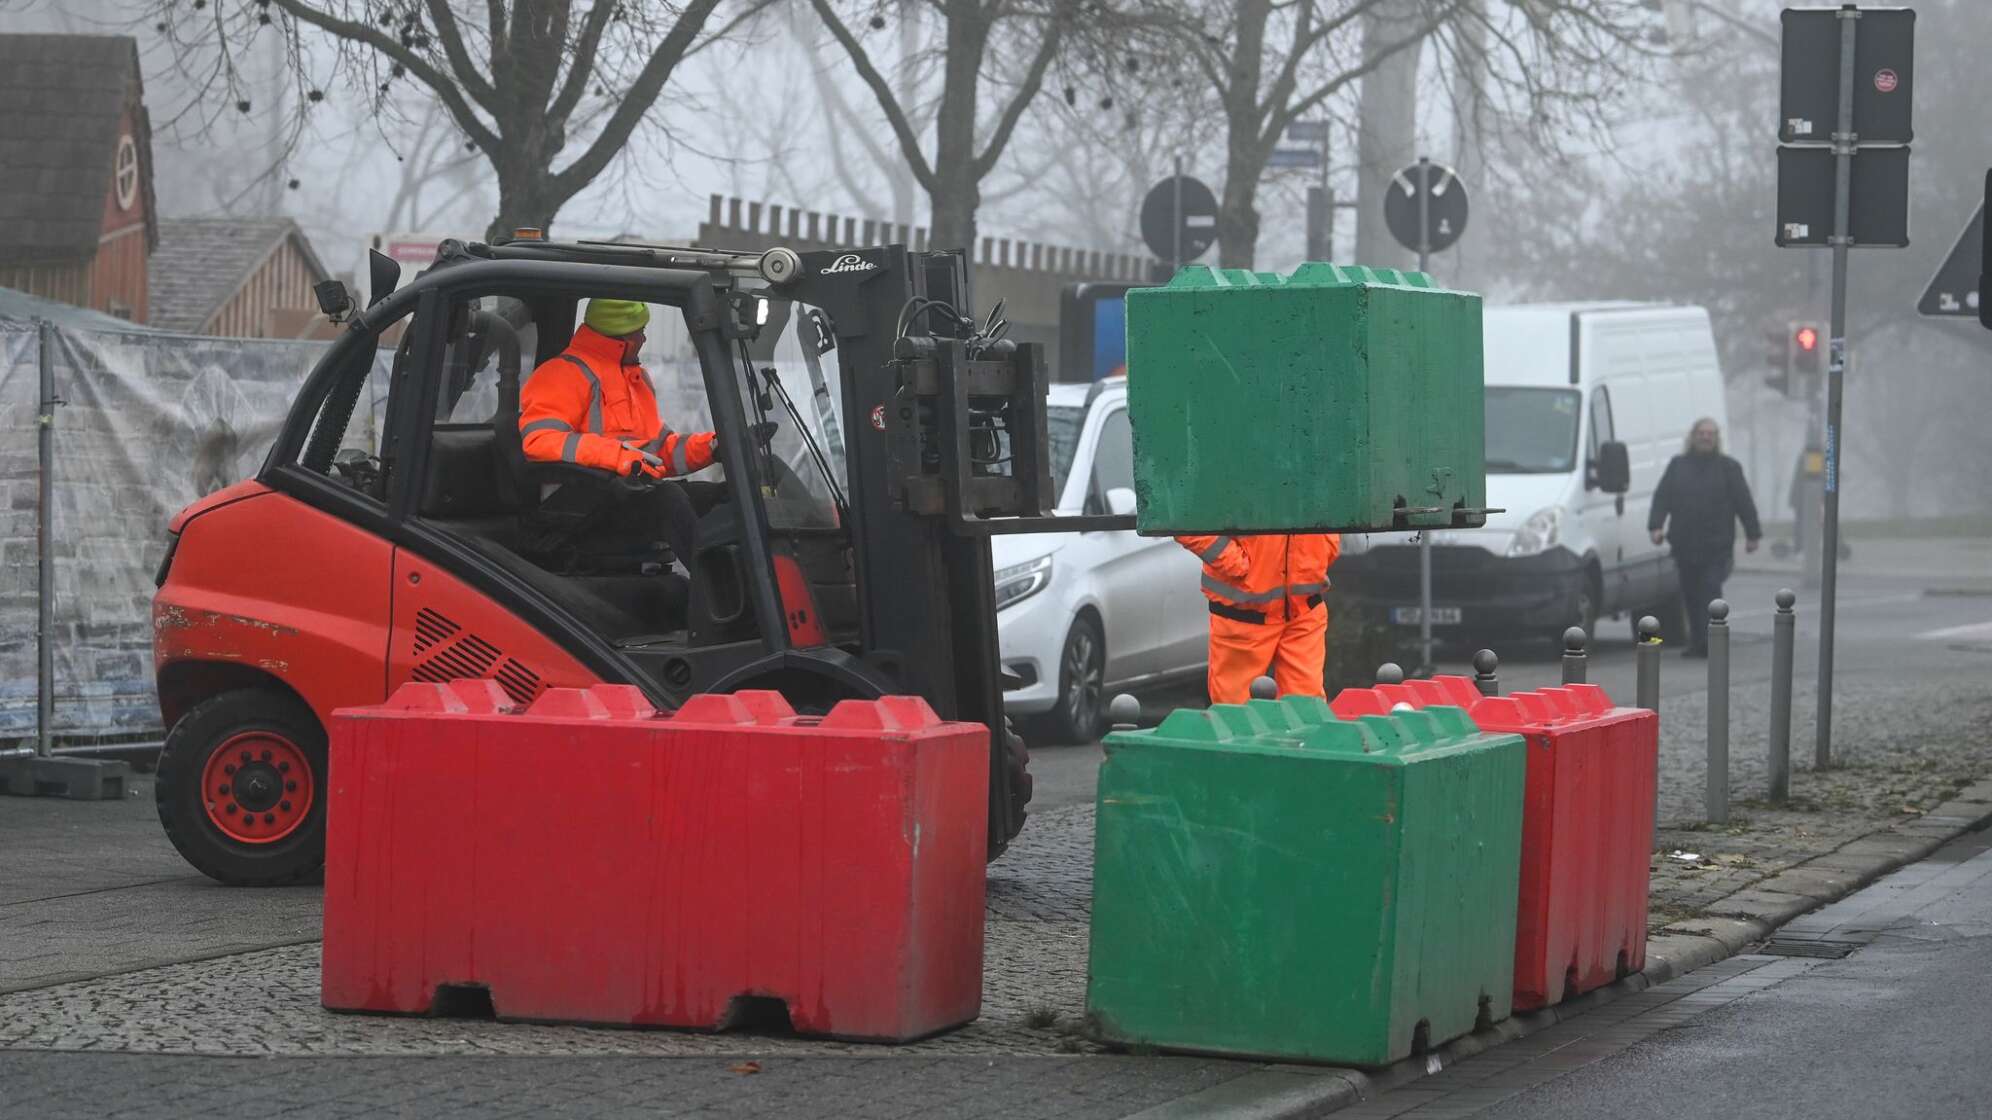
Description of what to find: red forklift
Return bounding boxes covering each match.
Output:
[151,234,1135,885]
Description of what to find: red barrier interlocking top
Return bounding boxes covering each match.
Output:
[322,684,990,1042]
[1327,675,1658,1010]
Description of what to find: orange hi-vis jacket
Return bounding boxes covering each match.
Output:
[1174,532,1344,622]
[518,325,717,477]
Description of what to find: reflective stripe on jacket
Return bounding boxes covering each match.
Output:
[518,324,716,477]
[1174,532,1343,621]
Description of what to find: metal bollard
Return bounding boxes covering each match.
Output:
[1635,616,1661,712]
[1249,676,1278,701]
[1108,694,1142,732]
[1768,589,1797,803]
[1376,662,1405,686]
[1706,599,1730,825]
[1561,627,1588,685]
[1472,649,1499,697]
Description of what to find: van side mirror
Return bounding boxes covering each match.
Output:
[1592,440,1631,494]
[367,249,402,308]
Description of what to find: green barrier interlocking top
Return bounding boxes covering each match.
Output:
[1126,263,1485,534]
[1087,697,1525,1067]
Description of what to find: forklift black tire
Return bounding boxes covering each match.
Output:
[995,718,1032,855]
[156,688,328,887]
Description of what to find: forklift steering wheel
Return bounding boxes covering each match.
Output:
[617,467,666,495]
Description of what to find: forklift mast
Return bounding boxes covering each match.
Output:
[774,245,1133,786]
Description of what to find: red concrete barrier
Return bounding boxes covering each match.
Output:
[321,683,990,1042]
[1328,676,1657,1010]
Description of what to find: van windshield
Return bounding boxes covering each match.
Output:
[1048,404,1084,498]
[1485,387,1581,474]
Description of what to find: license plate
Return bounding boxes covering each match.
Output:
[1391,606,1461,625]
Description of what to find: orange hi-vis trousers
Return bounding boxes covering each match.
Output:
[1205,599,1329,705]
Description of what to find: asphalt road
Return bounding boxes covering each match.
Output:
[1029,539,1992,813]
[1462,828,1992,1120]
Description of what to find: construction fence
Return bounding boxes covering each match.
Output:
[0,320,388,741]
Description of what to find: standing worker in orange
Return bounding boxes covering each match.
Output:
[1175,532,1343,703]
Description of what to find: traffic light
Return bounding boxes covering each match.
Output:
[1791,322,1822,374]
[1763,323,1792,395]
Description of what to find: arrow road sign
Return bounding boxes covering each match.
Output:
[1779,6,1915,145]
[1139,174,1219,266]
[1918,204,1983,318]
[1384,160,1468,256]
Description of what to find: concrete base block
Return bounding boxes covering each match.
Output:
[0,755,131,799]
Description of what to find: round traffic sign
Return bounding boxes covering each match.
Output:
[1383,160,1469,256]
[1873,68,1899,93]
[1139,175,1219,265]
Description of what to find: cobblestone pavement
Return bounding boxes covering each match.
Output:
[0,804,1102,1057]
[0,1052,1252,1120]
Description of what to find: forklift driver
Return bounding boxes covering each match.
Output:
[518,298,757,573]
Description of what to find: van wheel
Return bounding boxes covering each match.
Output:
[1035,615,1106,746]
[155,689,327,887]
[1569,570,1601,644]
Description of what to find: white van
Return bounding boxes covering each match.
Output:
[1336,302,1728,646]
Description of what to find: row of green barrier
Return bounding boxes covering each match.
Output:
[1086,680,1658,1067]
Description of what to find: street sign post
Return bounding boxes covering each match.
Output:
[1267,148,1322,170]
[1917,203,1983,318]
[1384,159,1468,257]
[1383,157,1471,676]
[1139,168,1218,271]
[1775,146,1911,246]
[1775,5,1915,769]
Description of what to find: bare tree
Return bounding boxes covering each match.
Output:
[147,0,766,239]
[1138,0,1450,269]
[807,0,1079,253]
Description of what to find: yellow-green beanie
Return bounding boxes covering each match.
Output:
[584,298,650,337]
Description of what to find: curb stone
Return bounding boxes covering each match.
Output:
[1209,774,1992,1119]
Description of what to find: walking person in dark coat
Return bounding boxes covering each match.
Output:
[1649,418,1762,657]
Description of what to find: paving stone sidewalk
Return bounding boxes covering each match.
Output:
[4,653,1992,1118]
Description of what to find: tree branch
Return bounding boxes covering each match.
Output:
[423,0,499,111]
[972,4,1068,179]
[549,0,617,121]
[271,0,501,152]
[549,0,727,203]
[809,0,939,191]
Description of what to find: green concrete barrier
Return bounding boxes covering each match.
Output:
[1126,264,1485,533]
[1086,696,1525,1066]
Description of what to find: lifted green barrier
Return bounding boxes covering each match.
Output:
[1086,697,1525,1066]
[1125,264,1485,534]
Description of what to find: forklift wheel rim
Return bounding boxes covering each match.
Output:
[200,730,314,845]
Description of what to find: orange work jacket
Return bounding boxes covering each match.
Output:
[518,325,716,477]
[1174,532,1343,622]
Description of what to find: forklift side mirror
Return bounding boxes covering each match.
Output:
[314,280,355,322]
[367,249,401,308]
[1105,487,1137,517]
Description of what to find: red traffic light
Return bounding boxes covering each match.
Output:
[1794,325,1819,351]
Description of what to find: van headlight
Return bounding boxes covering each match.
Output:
[993,555,1054,611]
[1506,507,1563,558]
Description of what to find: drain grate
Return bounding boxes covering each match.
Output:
[1759,938,1863,959]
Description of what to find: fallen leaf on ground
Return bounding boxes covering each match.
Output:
[728,1061,762,1075]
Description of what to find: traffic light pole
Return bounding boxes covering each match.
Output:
[1816,6,1859,770]
[1416,157,1435,678]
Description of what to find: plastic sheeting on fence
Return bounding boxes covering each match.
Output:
[0,320,389,740]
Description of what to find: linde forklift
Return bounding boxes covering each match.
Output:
[151,234,1136,885]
